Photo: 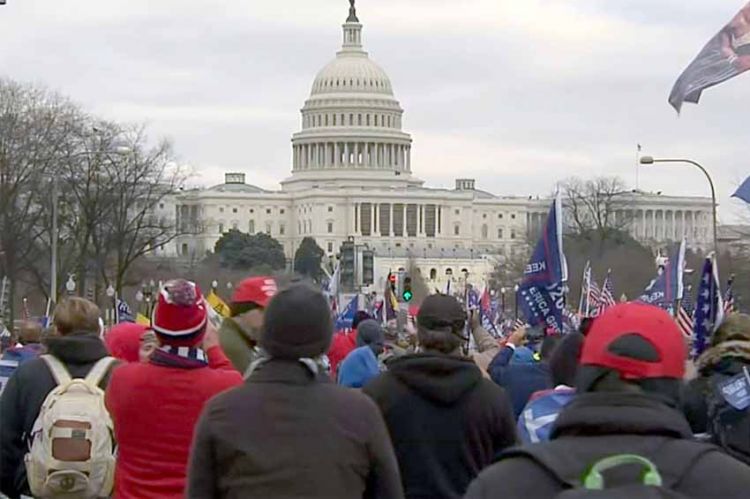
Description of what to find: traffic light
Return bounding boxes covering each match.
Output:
[402,276,413,302]
[388,272,397,293]
[340,241,356,291]
[362,250,374,286]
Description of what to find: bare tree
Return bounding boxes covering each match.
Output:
[559,176,633,253]
[0,79,81,324]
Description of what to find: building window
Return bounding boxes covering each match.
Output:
[218,223,224,234]
[249,220,255,233]
[280,209,285,214]
[328,206,333,212]
[511,229,516,239]
[250,209,254,214]
[498,228,503,239]
[333,114,337,126]
[482,213,487,219]
[266,223,272,234]
[446,268,453,276]
[327,242,333,253]
[454,225,460,236]
[232,222,238,230]
[181,243,188,256]
[454,209,460,215]
[430,268,437,280]
[219,207,224,213]
[266,209,271,214]
[327,222,333,234]
[511,213,516,219]
[279,224,285,235]
[159,203,164,209]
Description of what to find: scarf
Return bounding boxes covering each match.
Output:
[245,349,330,379]
[150,345,208,369]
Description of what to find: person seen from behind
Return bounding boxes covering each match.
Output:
[683,313,750,463]
[188,284,403,499]
[363,294,517,499]
[0,298,115,499]
[488,327,559,418]
[466,303,750,499]
[219,276,277,374]
[338,318,385,388]
[518,332,584,443]
[329,310,372,379]
[106,279,242,499]
[2,321,44,364]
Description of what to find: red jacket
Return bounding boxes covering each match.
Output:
[327,330,357,379]
[105,346,242,499]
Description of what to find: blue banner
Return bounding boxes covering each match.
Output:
[116,299,135,323]
[335,295,359,331]
[638,240,685,310]
[693,255,725,358]
[733,176,750,205]
[517,195,568,334]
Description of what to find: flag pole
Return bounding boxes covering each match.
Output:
[635,144,642,191]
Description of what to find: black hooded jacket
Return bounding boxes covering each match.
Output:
[465,392,750,499]
[362,353,517,499]
[0,333,113,499]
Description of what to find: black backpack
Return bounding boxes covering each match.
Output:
[504,439,716,498]
[707,367,750,465]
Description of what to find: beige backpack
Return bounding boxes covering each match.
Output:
[24,355,116,499]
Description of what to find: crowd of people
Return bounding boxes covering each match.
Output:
[1,275,750,498]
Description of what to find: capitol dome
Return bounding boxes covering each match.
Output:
[311,56,394,96]
[285,0,416,189]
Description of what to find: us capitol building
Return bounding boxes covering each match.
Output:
[166,2,713,289]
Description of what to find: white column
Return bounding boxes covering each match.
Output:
[389,203,394,236]
[344,143,350,166]
[406,146,411,171]
[419,205,425,236]
[402,205,407,238]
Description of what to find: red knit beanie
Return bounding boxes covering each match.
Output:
[152,279,208,347]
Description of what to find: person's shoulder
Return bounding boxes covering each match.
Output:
[201,366,243,388]
[684,446,750,487]
[467,453,559,498]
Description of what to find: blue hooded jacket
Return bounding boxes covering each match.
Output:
[337,346,380,388]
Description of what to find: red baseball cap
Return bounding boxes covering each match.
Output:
[231,277,277,308]
[581,302,686,380]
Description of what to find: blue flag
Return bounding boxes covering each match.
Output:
[638,240,685,310]
[693,255,725,358]
[733,176,750,205]
[116,299,135,323]
[517,195,568,333]
[335,295,359,331]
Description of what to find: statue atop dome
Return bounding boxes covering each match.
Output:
[346,0,359,23]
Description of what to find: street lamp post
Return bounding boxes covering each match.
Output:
[106,284,116,325]
[513,284,520,321]
[639,156,719,254]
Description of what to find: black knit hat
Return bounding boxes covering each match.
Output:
[260,284,333,360]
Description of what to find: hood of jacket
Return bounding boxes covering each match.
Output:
[44,332,110,364]
[551,391,693,441]
[388,353,482,405]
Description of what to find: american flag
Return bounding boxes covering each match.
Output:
[724,275,735,315]
[599,271,616,311]
[676,286,695,338]
[578,262,602,317]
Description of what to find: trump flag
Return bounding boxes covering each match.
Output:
[517,194,568,334]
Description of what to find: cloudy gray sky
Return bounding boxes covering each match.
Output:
[2,0,749,221]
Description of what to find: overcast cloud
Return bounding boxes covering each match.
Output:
[2,0,749,221]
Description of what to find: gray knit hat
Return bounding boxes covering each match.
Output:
[260,284,333,360]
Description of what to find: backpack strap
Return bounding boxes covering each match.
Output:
[41,355,72,386]
[84,357,117,387]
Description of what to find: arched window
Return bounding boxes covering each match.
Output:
[366,114,370,126]
[325,115,328,126]
[445,268,453,276]
[430,268,437,280]
[333,114,337,126]
[374,115,379,126]
[349,114,354,126]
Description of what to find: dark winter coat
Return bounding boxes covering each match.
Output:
[187,358,403,499]
[488,345,552,418]
[465,392,750,499]
[0,333,113,499]
[362,353,517,499]
[682,357,750,434]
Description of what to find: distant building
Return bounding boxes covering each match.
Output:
[169,2,714,288]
